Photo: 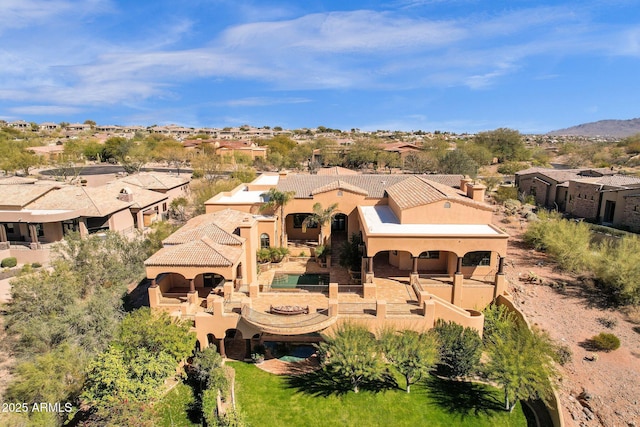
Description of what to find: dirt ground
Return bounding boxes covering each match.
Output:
[495,209,640,427]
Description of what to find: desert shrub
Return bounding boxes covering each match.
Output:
[494,186,518,204]
[589,332,620,352]
[1,257,17,268]
[594,236,640,305]
[433,320,482,378]
[554,344,573,365]
[524,210,593,272]
[596,316,618,329]
[31,262,42,268]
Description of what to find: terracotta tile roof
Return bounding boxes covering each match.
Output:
[118,173,190,191]
[145,236,243,267]
[315,166,359,175]
[311,180,368,196]
[162,208,252,245]
[277,174,463,199]
[386,176,490,210]
[101,182,167,209]
[163,221,243,245]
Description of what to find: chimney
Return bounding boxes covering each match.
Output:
[466,182,486,202]
[118,187,133,202]
[460,177,473,193]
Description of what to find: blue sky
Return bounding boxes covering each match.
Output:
[1,0,639,133]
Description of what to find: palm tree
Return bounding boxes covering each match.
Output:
[260,188,295,247]
[302,202,339,246]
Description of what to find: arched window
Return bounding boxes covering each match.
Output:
[260,233,270,248]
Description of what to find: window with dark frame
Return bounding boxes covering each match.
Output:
[462,251,491,267]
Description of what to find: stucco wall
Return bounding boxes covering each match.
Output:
[398,200,492,224]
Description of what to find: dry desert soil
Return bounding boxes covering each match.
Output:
[495,209,640,427]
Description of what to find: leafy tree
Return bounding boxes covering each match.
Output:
[55,231,147,296]
[439,150,478,177]
[346,138,381,169]
[84,119,97,128]
[231,166,257,183]
[376,151,401,173]
[404,151,438,173]
[474,128,529,162]
[317,323,387,393]
[170,196,189,222]
[145,220,179,254]
[459,142,493,166]
[302,202,339,245]
[6,344,85,406]
[115,307,196,362]
[379,329,439,393]
[81,345,175,412]
[260,188,295,247]
[433,320,482,378]
[484,325,559,412]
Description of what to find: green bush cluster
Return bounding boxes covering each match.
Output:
[525,210,640,305]
[524,210,593,272]
[1,256,17,268]
[256,247,289,263]
[590,333,621,352]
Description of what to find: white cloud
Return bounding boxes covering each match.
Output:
[223,97,311,107]
[9,105,83,115]
[0,4,639,111]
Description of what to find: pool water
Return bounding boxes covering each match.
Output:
[271,273,330,290]
[274,344,317,363]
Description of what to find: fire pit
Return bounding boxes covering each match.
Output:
[270,305,309,315]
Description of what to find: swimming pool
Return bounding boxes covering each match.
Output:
[270,273,330,291]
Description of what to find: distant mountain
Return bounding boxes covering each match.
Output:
[547,118,640,138]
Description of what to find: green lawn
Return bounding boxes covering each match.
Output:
[231,362,528,427]
[154,382,200,427]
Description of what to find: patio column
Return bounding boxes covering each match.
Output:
[150,278,157,288]
[453,256,464,306]
[0,224,7,242]
[218,338,226,358]
[494,256,507,299]
[189,278,196,293]
[412,256,418,274]
[367,257,374,274]
[28,224,38,243]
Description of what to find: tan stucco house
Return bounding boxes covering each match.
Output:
[145,172,509,358]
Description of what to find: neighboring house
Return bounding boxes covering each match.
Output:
[27,144,65,161]
[516,167,640,231]
[38,122,60,132]
[116,172,190,206]
[145,172,509,358]
[565,175,640,229]
[0,179,169,264]
[515,167,615,210]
